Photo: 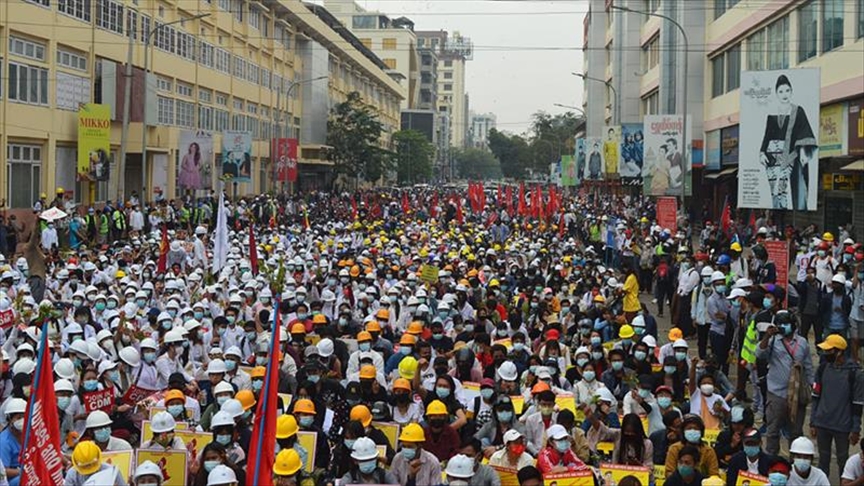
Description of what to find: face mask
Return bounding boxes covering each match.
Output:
[793,458,811,473]
[299,416,314,428]
[57,396,71,410]
[592,351,604,361]
[194,312,204,320]
[539,406,554,416]
[204,460,220,473]
[344,438,356,450]
[657,396,672,408]
[402,447,417,460]
[675,351,687,362]
[780,324,793,336]
[768,472,788,486]
[611,361,623,371]
[108,370,120,383]
[497,410,513,422]
[73,299,84,308]
[94,427,111,443]
[684,429,702,443]
[582,370,595,382]
[638,388,651,399]
[436,387,451,399]
[590,336,602,346]
[226,316,236,325]
[400,346,412,355]
[12,418,24,431]
[700,384,714,396]
[94,302,106,311]
[256,356,268,366]
[217,396,229,407]
[576,357,589,368]
[174,345,185,355]
[307,374,320,383]
[215,433,233,446]
[242,410,252,421]
[763,298,773,309]
[450,481,470,486]
[744,445,760,457]
[106,301,118,310]
[554,439,570,453]
[168,404,185,418]
[83,380,99,392]
[143,352,156,364]
[634,350,647,361]
[252,381,263,392]
[136,299,146,308]
[621,339,632,348]
[512,342,525,352]
[818,250,827,258]
[225,360,238,372]
[358,459,377,474]
[677,464,694,476]
[161,321,173,330]
[560,306,570,316]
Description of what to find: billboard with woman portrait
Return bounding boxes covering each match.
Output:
[177,130,214,190]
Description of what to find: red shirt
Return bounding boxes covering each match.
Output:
[537,446,590,474]
[423,424,460,462]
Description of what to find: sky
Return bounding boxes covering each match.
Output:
[346,0,588,135]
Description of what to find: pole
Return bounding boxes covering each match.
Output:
[118,30,134,201]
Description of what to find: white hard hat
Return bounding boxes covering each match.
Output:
[86,342,102,361]
[546,424,570,440]
[211,411,235,428]
[790,436,816,456]
[140,338,158,350]
[86,410,112,429]
[316,338,334,358]
[213,381,235,396]
[642,335,657,348]
[119,347,140,367]
[444,454,475,479]
[673,339,688,349]
[832,273,847,285]
[700,266,715,277]
[183,319,202,332]
[225,346,243,359]
[207,359,227,374]
[497,361,518,381]
[150,411,177,433]
[15,343,34,357]
[207,465,237,486]
[54,379,75,394]
[134,460,164,481]
[97,360,118,377]
[595,387,615,403]
[12,358,35,375]
[630,314,645,328]
[5,398,27,415]
[220,398,244,418]
[503,429,523,444]
[711,271,726,282]
[350,437,379,461]
[54,358,77,380]
[164,330,184,344]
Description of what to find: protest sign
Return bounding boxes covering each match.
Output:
[135,450,187,486]
[83,389,114,413]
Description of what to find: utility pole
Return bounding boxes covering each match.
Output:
[117,25,135,202]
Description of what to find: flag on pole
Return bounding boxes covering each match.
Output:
[430,193,438,218]
[401,192,410,215]
[211,188,228,275]
[245,306,281,486]
[455,196,464,225]
[20,321,65,486]
[156,224,169,274]
[351,197,358,220]
[303,205,310,230]
[518,183,526,216]
[720,196,732,236]
[249,225,259,276]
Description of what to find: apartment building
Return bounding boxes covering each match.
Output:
[469,112,497,151]
[417,30,472,150]
[0,0,402,210]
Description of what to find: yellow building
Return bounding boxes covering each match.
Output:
[0,0,402,211]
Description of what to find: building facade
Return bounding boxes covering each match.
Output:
[417,30,472,150]
[469,112,497,151]
[0,0,402,210]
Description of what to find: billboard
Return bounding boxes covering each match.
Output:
[221,131,252,183]
[619,123,643,184]
[560,154,577,187]
[642,115,692,196]
[178,130,214,190]
[574,138,586,186]
[850,98,864,156]
[738,68,820,210]
[273,138,299,182]
[583,137,604,180]
[705,130,721,171]
[77,103,111,182]
[819,103,845,157]
[602,126,620,177]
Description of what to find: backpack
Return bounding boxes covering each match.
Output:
[657,262,670,281]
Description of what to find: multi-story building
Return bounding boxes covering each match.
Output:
[417,30,473,150]
[469,112,497,151]
[0,0,402,211]
[324,0,418,110]
[703,0,864,235]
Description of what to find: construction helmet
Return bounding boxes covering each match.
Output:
[398,423,425,443]
[236,390,256,411]
[134,460,164,482]
[151,411,177,433]
[359,364,377,380]
[211,411,235,429]
[393,378,411,392]
[250,366,266,379]
[164,389,186,404]
[350,405,373,427]
[276,414,299,439]
[426,400,448,416]
[85,410,112,429]
[273,449,303,476]
[350,437,380,461]
[398,356,418,380]
[293,399,316,415]
[207,465,237,486]
[72,441,102,476]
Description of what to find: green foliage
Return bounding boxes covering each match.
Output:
[487,111,584,179]
[487,128,532,179]
[326,92,387,183]
[392,130,435,185]
[453,148,502,180]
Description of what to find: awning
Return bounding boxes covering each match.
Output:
[839,160,864,171]
[703,167,738,180]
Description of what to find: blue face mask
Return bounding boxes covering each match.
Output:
[611,361,624,371]
[299,416,314,428]
[744,445,760,457]
[57,396,71,410]
[677,464,694,476]
[108,371,120,383]
[763,297,773,309]
[252,381,263,392]
[225,360,237,371]
[143,352,156,364]
[432,333,443,340]
[634,350,647,361]
[480,388,494,400]
[307,374,320,383]
[657,396,672,408]
[638,388,651,399]
[576,357,589,367]
[194,312,204,320]
[675,351,687,362]
[731,299,741,308]
[204,460,220,473]
[216,434,232,445]
[621,338,632,347]
[400,346,412,355]
[684,429,702,443]
[793,458,811,473]
[768,472,788,486]
[402,447,417,460]
[715,285,727,294]
[344,438,356,450]
[664,365,677,374]
[590,336,602,346]
[554,439,570,453]
[582,370,595,382]
[83,380,99,392]
[94,427,111,443]
[94,302,106,311]
[513,342,525,352]
[168,404,185,418]
[358,459,377,474]
[435,387,451,399]
[359,342,371,352]
[497,411,513,423]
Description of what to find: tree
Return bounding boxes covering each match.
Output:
[392,130,434,185]
[452,148,502,180]
[488,128,532,179]
[326,92,387,184]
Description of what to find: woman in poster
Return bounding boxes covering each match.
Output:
[179,142,201,189]
[759,74,817,210]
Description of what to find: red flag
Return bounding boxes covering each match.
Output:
[477,182,486,211]
[351,197,358,220]
[559,212,566,238]
[720,197,731,236]
[402,192,410,215]
[20,322,65,486]
[532,186,542,219]
[430,193,439,218]
[506,185,515,217]
[497,185,503,209]
[246,310,280,486]
[455,197,464,225]
[156,224,169,274]
[518,183,526,216]
[748,210,757,235]
[249,225,259,276]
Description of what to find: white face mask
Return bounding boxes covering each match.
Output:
[12,418,24,431]
[700,384,714,396]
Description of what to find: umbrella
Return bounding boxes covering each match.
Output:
[38,207,68,222]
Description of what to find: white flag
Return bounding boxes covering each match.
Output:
[211,187,229,274]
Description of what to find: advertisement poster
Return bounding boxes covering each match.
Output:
[135,450,187,486]
[77,103,111,182]
[656,197,678,233]
[561,154,577,187]
[221,130,252,182]
[738,68,820,210]
[705,130,721,171]
[599,464,651,486]
[602,126,621,176]
[575,138,587,185]
[0,309,14,330]
[820,103,846,157]
[721,125,740,165]
[178,130,214,190]
[849,98,864,156]
[542,470,595,486]
[642,115,692,196]
[583,137,604,180]
[763,240,789,306]
[619,123,644,183]
[273,137,299,182]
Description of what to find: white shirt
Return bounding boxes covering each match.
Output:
[677,268,700,296]
[789,465,830,486]
[41,227,59,250]
[842,452,864,481]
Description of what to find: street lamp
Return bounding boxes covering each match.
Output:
[553,103,586,117]
[572,72,618,124]
[612,4,689,203]
[141,13,210,197]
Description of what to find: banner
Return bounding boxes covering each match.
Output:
[737,470,769,486]
[574,138,586,186]
[102,451,133,482]
[297,431,317,473]
[77,103,111,182]
[83,389,114,413]
[221,130,252,182]
[490,466,520,486]
[705,130,722,171]
[583,137,604,180]
[542,470,595,486]
[273,138,299,182]
[371,421,400,450]
[819,103,846,157]
[19,322,65,486]
[763,240,789,306]
[603,126,621,177]
[599,464,651,486]
[619,123,644,184]
[643,115,692,196]
[561,155,577,187]
[721,125,740,165]
[121,385,157,406]
[135,450,187,486]
[738,68,820,210]
[178,130,214,190]
[0,309,14,330]
[656,196,678,233]
[849,98,864,156]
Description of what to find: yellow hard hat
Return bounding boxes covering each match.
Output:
[236,390,256,411]
[407,321,424,335]
[400,334,417,346]
[376,308,390,320]
[294,399,316,415]
[393,378,412,392]
[359,364,377,380]
[164,389,185,404]
[357,331,372,342]
[399,423,426,443]
[115,270,126,279]
[366,320,382,332]
[56,187,65,194]
[72,440,102,476]
[312,314,328,325]
[275,414,299,439]
[273,449,303,476]
[619,325,635,339]
[730,242,743,252]
[250,366,266,378]
[702,477,724,486]
[426,400,448,416]
[398,356,418,380]
[822,232,834,242]
[290,323,306,334]
[350,404,373,427]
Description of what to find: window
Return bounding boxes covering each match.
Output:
[248,63,259,84]
[216,49,231,74]
[216,92,228,106]
[443,72,452,79]
[714,0,740,19]
[859,0,864,38]
[140,15,152,43]
[798,1,818,62]
[359,38,372,49]
[352,15,376,29]
[96,0,124,34]
[726,44,741,91]
[199,88,212,103]
[382,38,397,50]
[822,0,844,52]
[231,113,245,130]
[247,102,258,114]
[9,36,46,62]
[24,0,50,6]
[177,32,195,61]
[157,96,174,125]
[176,100,195,127]
[766,16,788,69]
[747,29,765,70]
[176,82,193,97]
[262,69,271,89]
[57,47,87,72]
[711,55,725,97]
[126,10,138,40]
[154,23,176,53]
[443,83,452,92]
[219,0,229,11]
[59,0,91,22]
[641,90,658,116]
[7,144,42,210]
[249,6,260,30]
[231,0,243,22]
[56,71,89,110]
[156,76,172,91]
[199,41,215,68]
[642,35,659,70]
[233,55,246,79]
[644,0,660,13]
[444,60,452,67]
[382,58,396,69]
[8,62,49,105]
[233,98,244,111]
[198,105,213,130]
[215,108,229,131]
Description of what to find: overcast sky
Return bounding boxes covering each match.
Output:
[350,0,587,135]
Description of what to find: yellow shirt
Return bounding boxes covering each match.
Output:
[623,274,641,313]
